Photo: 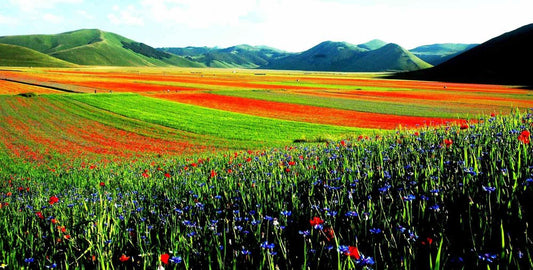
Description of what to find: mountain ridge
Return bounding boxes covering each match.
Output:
[391,23,533,87]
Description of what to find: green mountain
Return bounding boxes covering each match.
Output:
[393,23,533,86]
[0,44,76,67]
[263,41,431,72]
[160,44,291,68]
[0,29,203,67]
[358,39,388,50]
[409,43,477,65]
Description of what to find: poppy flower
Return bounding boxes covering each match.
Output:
[460,124,469,130]
[160,253,170,265]
[443,139,453,148]
[310,217,324,227]
[49,196,59,205]
[164,172,171,178]
[119,254,130,262]
[323,227,335,242]
[345,246,360,260]
[36,211,44,219]
[518,130,530,144]
[99,182,105,187]
[210,170,217,178]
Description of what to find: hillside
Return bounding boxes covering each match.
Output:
[160,44,290,68]
[393,23,533,86]
[358,39,388,50]
[410,43,477,65]
[0,29,204,67]
[0,44,76,67]
[264,41,431,72]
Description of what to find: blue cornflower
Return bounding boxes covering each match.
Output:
[260,241,275,250]
[345,211,358,217]
[24,258,34,264]
[241,247,252,255]
[478,253,497,263]
[46,263,57,268]
[357,255,375,266]
[378,184,391,193]
[169,256,182,264]
[403,194,416,201]
[280,210,292,217]
[482,186,496,193]
[337,245,350,253]
[299,230,310,236]
[429,204,440,211]
[370,228,382,234]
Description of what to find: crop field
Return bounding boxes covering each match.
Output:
[1,67,533,269]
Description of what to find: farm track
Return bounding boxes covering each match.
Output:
[0,78,81,93]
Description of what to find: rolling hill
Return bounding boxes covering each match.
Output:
[0,29,204,67]
[160,44,290,68]
[0,43,76,67]
[393,23,533,86]
[409,43,477,65]
[263,41,431,72]
[161,40,431,72]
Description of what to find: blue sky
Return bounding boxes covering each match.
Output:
[0,0,532,52]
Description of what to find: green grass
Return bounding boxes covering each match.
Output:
[0,44,76,67]
[0,111,531,269]
[64,93,371,146]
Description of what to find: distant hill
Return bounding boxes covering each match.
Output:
[0,44,76,67]
[410,43,477,65]
[358,39,388,50]
[263,41,431,72]
[393,23,533,86]
[0,29,203,67]
[160,45,291,68]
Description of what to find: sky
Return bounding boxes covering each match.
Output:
[0,0,532,52]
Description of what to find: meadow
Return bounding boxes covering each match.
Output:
[0,67,532,269]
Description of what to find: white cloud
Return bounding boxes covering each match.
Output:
[76,10,94,20]
[140,0,255,28]
[108,5,144,26]
[42,13,64,24]
[9,0,83,12]
[0,14,19,25]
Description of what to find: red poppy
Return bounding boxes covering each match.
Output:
[288,161,296,166]
[49,196,59,205]
[443,139,453,148]
[460,124,469,130]
[518,130,530,144]
[119,254,130,262]
[210,170,217,178]
[99,182,105,187]
[36,211,44,219]
[323,227,335,242]
[345,246,360,260]
[309,217,324,227]
[164,172,171,178]
[160,253,170,265]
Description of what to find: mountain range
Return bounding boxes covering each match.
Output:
[392,23,533,87]
[2,24,532,87]
[0,29,475,72]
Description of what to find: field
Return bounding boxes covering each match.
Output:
[1,67,533,269]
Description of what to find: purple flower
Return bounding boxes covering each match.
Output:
[370,228,382,234]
